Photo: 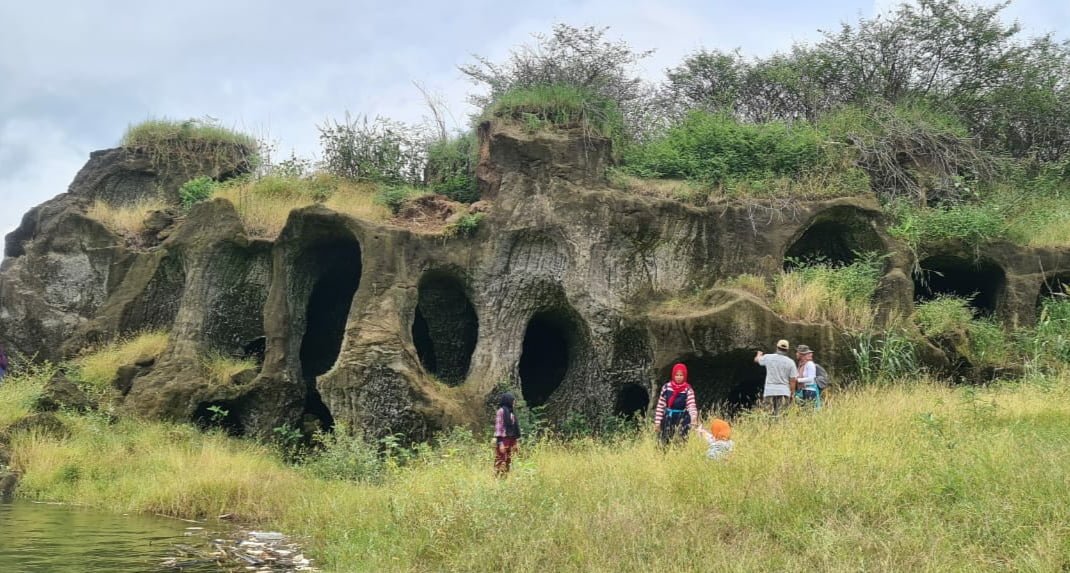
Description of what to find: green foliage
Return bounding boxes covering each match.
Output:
[272,424,305,464]
[851,330,921,384]
[622,111,829,183]
[445,213,484,238]
[914,296,974,339]
[888,201,1008,254]
[205,405,229,426]
[426,134,478,203]
[374,185,426,214]
[487,84,624,142]
[820,102,992,203]
[319,114,426,185]
[303,424,385,483]
[178,176,218,209]
[461,23,652,138]
[121,118,258,152]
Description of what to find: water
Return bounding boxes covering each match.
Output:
[0,501,224,572]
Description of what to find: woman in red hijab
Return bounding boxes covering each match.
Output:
[654,363,699,446]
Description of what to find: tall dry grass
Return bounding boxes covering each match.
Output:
[86,198,169,237]
[74,331,169,392]
[4,374,1069,572]
[214,176,391,239]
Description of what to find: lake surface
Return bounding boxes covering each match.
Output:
[0,501,224,572]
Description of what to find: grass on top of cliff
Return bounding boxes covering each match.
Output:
[209,175,393,238]
[121,118,258,153]
[485,84,624,141]
[4,370,1070,572]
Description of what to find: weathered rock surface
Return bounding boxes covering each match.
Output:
[2,123,1068,441]
[34,371,94,412]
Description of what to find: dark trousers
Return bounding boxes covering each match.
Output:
[659,411,691,447]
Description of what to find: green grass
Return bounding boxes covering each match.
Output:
[73,331,169,394]
[486,85,624,140]
[121,118,258,152]
[772,254,883,332]
[3,374,1069,571]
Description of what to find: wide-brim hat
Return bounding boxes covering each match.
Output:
[796,344,813,354]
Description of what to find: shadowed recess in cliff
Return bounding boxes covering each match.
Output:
[1039,273,1070,309]
[193,400,244,436]
[297,234,362,430]
[614,384,650,418]
[411,271,478,386]
[784,207,883,269]
[518,308,586,408]
[658,350,767,416]
[914,255,1005,315]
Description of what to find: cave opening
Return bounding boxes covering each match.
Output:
[519,310,579,408]
[297,236,362,431]
[193,401,244,436]
[658,350,768,417]
[914,255,1005,316]
[784,209,883,269]
[614,384,650,418]
[411,272,479,386]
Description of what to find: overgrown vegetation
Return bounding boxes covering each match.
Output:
[4,368,1070,571]
[86,197,168,237]
[769,253,884,331]
[74,331,169,394]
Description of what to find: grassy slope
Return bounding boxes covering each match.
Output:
[3,368,1068,572]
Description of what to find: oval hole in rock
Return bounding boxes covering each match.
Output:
[914,255,1005,316]
[519,310,577,408]
[298,235,362,431]
[658,350,767,417]
[412,272,478,386]
[614,384,650,418]
[784,209,883,269]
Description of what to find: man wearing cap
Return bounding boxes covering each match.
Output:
[754,339,797,417]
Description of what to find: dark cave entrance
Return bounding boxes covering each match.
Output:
[914,255,1006,316]
[658,350,768,417]
[519,310,581,408]
[411,272,479,386]
[193,401,244,437]
[297,236,362,431]
[784,209,884,269]
[614,384,650,418]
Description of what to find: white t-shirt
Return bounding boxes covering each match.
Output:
[759,352,797,397]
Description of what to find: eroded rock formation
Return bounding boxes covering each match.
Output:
[3,122,1069,441]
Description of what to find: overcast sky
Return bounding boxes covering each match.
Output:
[1,0,1066,235]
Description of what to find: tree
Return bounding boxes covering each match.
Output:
[460,24,654,134]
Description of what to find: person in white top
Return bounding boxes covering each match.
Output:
[754,339,797,417]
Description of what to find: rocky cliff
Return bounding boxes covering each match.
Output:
[3,122,1069,441]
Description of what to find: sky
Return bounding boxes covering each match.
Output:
[1,0,1067,235]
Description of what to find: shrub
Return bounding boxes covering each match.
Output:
[426,134,479,203]
[178,176,218,209]
[318,114,425,185]
[851,330,920,384]
[303,424,384,483]
[445,213,484,238]
[374,185,426,214]
[913,296,974,339]
[622,111,830,183]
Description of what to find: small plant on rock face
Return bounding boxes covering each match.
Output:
[179,176,218,208]
[445,213,484,238]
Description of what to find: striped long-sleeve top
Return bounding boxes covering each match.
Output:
[653,382,699,426]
